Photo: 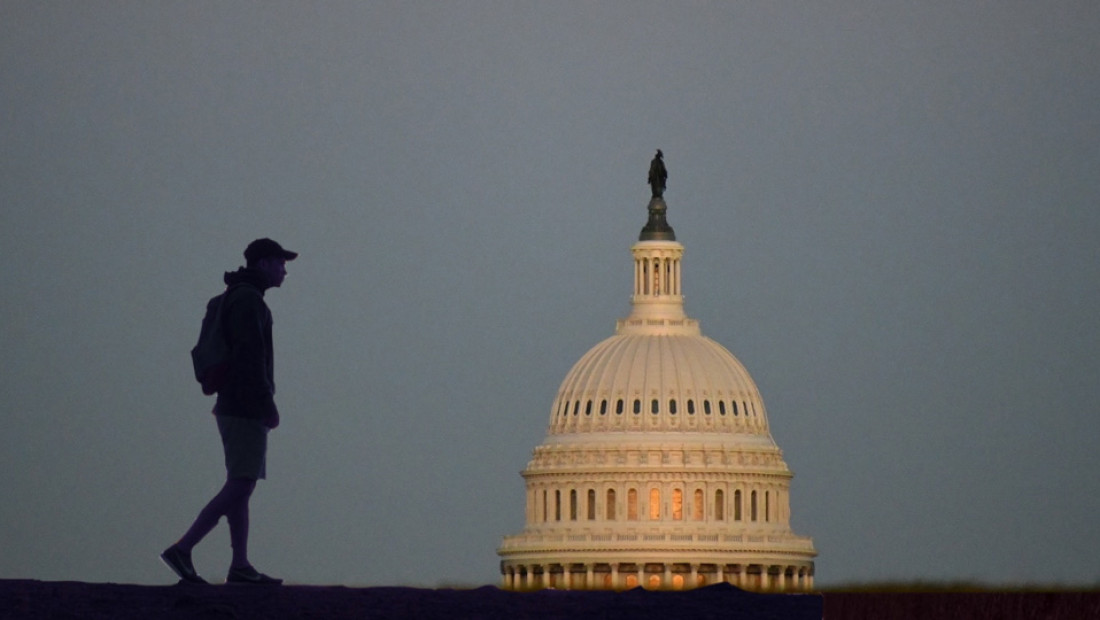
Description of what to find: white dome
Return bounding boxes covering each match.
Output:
[499,194,815,592]
[549,332,772,437]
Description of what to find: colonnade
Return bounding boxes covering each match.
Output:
[634,252,682,298]
[501,561,814,592]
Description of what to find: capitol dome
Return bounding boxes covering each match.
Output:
[549,331,771,437]
[498,159,816,592]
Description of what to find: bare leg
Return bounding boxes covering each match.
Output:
[177,477,257,555]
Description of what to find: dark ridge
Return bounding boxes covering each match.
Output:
[0,579,821,620]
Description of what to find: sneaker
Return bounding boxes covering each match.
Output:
[226,565,283,585]
[160,545,207,584]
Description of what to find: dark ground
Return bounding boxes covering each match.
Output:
[1,580,815,619]
[3,580,1099,619]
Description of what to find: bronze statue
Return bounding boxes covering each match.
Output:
[648,149,667,198]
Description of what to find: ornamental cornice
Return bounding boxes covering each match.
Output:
[523,444,790,474]
[520,470,794,483]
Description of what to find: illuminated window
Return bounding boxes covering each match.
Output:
[734,490,742,521]
[649,488,661,520]
[648,575,661,589]
[616,399,624,415]
[687,399,695,414]
[651,399,659,414]
[669,399,677,415]
[570,489,578,520]
[627,489,638,520]
[693,489,704,520]
[672,488,683,520]
[633,399,641,415]
[715,489,725,521]
[672,574,684,590]
[606,489,616,520]
[587,489,596,520]
[625,575,638,588]
[751,491,758,521]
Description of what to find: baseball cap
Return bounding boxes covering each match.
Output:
[244,238,299,264]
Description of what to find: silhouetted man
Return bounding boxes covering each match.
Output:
[162,238,297,585]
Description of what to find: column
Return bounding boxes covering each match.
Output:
[716,564,725,584]
[663,563,671,589]
[586,564,594,590]
[611,563,619,590]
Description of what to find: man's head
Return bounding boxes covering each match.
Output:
[244,238,298,288]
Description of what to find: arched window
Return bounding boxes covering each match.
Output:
[599,400,607,415]
[765,491,770,522]
[719,401,727,416]
[734,490,742,521]
[715,489,725,520]
[606,489,616,520]
[573,401,580,416]
[555,490,561,521]
[651,399,659,414]
[751,490,758,522]
[733,401,739,416]
[669,399,677,415]
[587,489,596,520]
[672,488,683,520]
[633,399,641,415]
[542,490,548,522]
[704,400,712,415]
[649,488,661,520]
[570,489,578,520]
[687,399,695,415]
[616,399,624,415]
[584,401,592,416]
[627,489,638,520]
[693,489,704,520]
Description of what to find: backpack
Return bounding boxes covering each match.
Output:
[190,285,242,395]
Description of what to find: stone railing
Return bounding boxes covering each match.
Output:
[499,531,815,552]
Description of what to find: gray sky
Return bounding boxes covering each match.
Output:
[2,2,1099,588]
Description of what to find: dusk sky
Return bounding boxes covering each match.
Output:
[2,2,1099,588]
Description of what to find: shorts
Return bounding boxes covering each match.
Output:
[216,415,269,480]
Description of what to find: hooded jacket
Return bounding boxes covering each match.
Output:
[214,267,278,423]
